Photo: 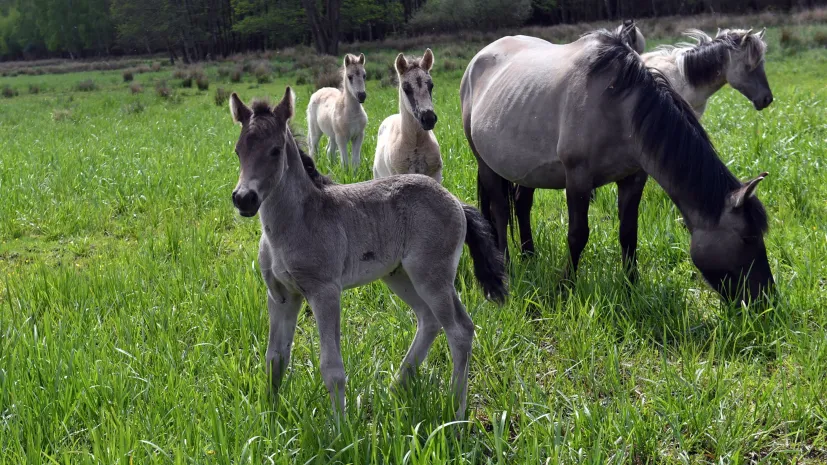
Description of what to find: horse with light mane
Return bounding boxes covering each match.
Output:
[512,27,773,255]
[461,26,774,303]
[373,49,442,182]
[228,87,507,420]
[307,53,368,168]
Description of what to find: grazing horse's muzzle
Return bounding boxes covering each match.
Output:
[419,110,437,131]
[232,189,260,217]
[754,94,773,110]
[357,91,367,103]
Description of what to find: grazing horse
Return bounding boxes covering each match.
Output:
[373,49,442,183]
[513,28,773,256]
[461,27,774,302]
[228,87,507,420]
[307,53,368,168]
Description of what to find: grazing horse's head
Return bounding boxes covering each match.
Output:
[689,172,774,303]
[721,29,772,110]
[395,49,437,131]
[228,87,295,217]
[343,53,367,103]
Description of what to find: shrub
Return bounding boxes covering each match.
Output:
[314,67,341,90]
[123,70,134,82]
[779,28,803,50]
[129,82,143,94]
[295,70,311,86]
[230,66,243,83]
[253,62,272,83]
[135,64,151,74]
[155,81,173,99]
[442,59,458,72]
[218,67,231,79]
[814,30,827,48]
[2,85,18,98]
[214,87,231,107]
[196,75,209,91]
[122,102,145,114]
[51,109,73,121]
[28,84,41,94]
[181,76,193,88]
[76,80,97,92]
[151,61,162,72]
[173,67,188,79]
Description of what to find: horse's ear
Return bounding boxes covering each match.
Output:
[344,54,353,66]
[274,86,296,121]
[740,29,754,46]
[229,92,251,125]
[395,53,408,75]
[422,48,434,72]
[731,171,768,208]
[358,53,365,65]
[756,28,766,40]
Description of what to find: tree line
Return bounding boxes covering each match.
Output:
[0,0,817,61]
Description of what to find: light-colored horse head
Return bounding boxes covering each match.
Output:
[343,53,367,103]
[615,19,646,54]
[395,49,437,131]
[229,87,295,216]
[666,28,772,110]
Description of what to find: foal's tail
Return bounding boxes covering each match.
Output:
[463,205,508,304]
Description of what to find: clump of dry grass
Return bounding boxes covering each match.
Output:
[196,74,209,91]
[123,70,134,82]
[2,85,18,98]
[51,109,73,121]
[214,87,231,106]
[75,80,97,92]
[28,84,41,94]
[155,80,173,99]
[129,82,143,94]
[314,67,341,90]
[151,62,162,72]
[230,65,243,83]
[253,61,272,83]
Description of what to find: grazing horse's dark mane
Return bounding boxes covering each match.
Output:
[586,28,767,232]
[248,98,335,190]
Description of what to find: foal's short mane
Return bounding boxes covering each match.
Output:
[248,98,335,190]
[653,29,767,87]
[586,28,767,231]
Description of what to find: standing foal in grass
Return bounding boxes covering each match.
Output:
[307,53,368,168]
[228,87,507,420]
[373,49,442,182]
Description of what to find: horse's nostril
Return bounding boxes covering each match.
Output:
[358,92,367,102]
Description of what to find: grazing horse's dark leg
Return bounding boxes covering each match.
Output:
[563,171,592,283]
[514,186,536,256]
[617,171,648,283]
[477,163,510,257]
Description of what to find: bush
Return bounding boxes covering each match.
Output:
[295,70,311,86]
[123,70,134,82]
[151,61,162,72]
[28,84,41,94]
[135,64,151,73]
[155,81,173,99]
[75,80,97,92]
[442,59,458,72]
[814,30,827,48]
[196,75,209,91]
[314,67,341,90]
[2,85,18,98]
[214,87,231,107]
[181,76,193,88]
[172,67,188,79]
[218,67,231,79]
[253,62,272,84]
[122,102,145,114]
[230,66,243,83]
[129,82,143,94]
[51,109,73,121]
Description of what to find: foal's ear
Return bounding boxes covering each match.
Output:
[422,48,434,72]
[358,53,365,65]
[731,171,768,208]
[344,54,353,66]
[274,86,296,120]
[395,53,408,75]
[740,29,754,46]
[756,28,767,41]
[229,92,252,125]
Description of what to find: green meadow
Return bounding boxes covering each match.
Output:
[1,26,826,464]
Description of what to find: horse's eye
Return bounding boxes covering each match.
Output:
[348,75,353,81]
[270,146,281,157]
[427,81,434,92]
[362,72,366,79]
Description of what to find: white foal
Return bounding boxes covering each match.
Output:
[373,49,442,183]
[307,53,368,168]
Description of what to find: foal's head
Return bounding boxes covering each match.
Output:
[689,172,774,303]
[228,87,295,217]
[720,29,771,110]
[343,53,367,103]
[395,49,437,131]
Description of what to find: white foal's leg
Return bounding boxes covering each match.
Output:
[266,285,304,393]
[307,118,323,158]
[335,133,351,169]
[350,132,365,168]
[382,268,442,387]
[405,262,475,420]
[326,134,338,163]
[305,286,346,416]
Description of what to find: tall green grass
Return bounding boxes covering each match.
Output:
[1,28,826,464]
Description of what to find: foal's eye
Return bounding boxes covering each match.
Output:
[270,146,281,157]
[427,81,434,92]
[362,72,366,79]
[348,75,353,82]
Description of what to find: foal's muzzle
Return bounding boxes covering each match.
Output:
[232,189,260,217]
[357,91,367,103]
[419,110,437,131]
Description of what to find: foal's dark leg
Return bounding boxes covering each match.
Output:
[563,172,592,283]
[617,171,648,283]
[515,186,536,256]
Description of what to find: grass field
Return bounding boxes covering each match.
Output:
[1,25,826,464]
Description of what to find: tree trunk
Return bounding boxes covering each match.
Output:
[302,0,341,55]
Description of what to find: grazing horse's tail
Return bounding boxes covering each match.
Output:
[463,205,508,304]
